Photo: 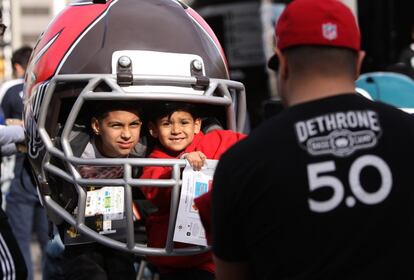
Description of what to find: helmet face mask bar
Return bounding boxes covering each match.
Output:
[24,0,246,256]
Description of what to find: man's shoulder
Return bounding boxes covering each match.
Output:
[0,79,23,94]
[0,79,24,104]
[0,79,24,90]
[369,98,414,122]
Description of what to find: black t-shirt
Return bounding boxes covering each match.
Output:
[213,94,414,279]
[0,81,38,202]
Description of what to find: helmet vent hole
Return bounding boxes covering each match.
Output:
[92,81,112,93]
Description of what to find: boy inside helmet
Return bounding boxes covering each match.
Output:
[54,101,144,280]
[140,101,245,279]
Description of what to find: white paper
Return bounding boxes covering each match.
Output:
[173,159,218,246]
[85,187,124,234]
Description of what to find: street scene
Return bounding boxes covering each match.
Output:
[0,0,414,279]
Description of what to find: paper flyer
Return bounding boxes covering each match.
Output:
[173,159,218,246]
[85,187,125,234]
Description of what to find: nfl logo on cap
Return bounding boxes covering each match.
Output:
[322,23,338,41]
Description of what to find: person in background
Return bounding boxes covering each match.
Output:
[1,46,49,280]
[0,13,28,279]
[387,24,414,78]
[212,0,414,279]
[0,118,28,280]
[398,24,414,75]
[0,46,32,115]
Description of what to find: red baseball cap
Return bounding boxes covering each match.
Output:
[268,0,361,70]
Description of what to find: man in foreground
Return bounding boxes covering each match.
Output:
[212,0,414,279]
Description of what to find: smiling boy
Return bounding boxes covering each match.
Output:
[140,102,245,280]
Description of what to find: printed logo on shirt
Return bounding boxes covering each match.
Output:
[295,110,382,157]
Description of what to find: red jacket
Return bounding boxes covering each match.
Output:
[140,130,245,273]
[193,191,213,245]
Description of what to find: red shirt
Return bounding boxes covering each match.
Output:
[140,130,245,273]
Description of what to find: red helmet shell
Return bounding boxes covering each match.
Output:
[25,0,228,98]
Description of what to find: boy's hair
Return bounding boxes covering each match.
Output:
[93,101,143,122]
[12,46,33,71]
[148,102,200,123]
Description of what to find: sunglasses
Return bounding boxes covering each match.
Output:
[0,24,6,36]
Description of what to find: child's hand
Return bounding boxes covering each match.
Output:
[184,151,207,171]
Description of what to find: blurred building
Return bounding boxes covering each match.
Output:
[0,0,67,80]
[12,0,54,47]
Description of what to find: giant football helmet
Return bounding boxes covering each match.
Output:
[23,0,246,256]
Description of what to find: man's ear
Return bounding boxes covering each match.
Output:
[275,48,288,80]
[148,122,158,138]
[194,118,202,134]
[91,117,100,135]
[14,63,25,78]
[355,50,366,79]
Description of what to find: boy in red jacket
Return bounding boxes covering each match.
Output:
[140,102,245,279]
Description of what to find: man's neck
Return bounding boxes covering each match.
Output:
[284,76,356,106]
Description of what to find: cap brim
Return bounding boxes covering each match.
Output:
[267,54,279,71]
